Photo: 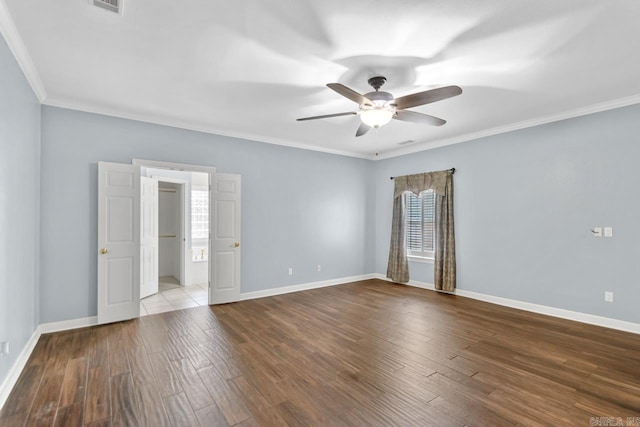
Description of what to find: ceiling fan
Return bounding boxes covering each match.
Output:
[297,76,462,137]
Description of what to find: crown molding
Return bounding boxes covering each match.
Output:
[42,96,377,160]
[44,92,640,162]
[374,93,640,160]
[0,0,46,102]
[1,0,639,160]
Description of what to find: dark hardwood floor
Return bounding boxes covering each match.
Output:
[1,279,639,426]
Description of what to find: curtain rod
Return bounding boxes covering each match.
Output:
[390,168,456,180]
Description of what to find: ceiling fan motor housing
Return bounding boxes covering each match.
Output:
[364,91,393,104]
[367,76,387,91]
[365,76,394,108]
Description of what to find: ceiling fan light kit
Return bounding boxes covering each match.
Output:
[297,75,462,137]
[359,76,395,128]
[360,107,394,128]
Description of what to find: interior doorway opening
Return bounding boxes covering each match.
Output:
[97,159,241,325]
[139,168,210,315]
[158,182,183,288]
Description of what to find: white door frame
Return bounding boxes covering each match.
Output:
[132,159,216,300]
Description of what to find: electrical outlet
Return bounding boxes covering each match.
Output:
[604,227,613,237]
[317,264,321,272]
[604,291,614,302]
[0,341,8,357]
[288,267,293,276]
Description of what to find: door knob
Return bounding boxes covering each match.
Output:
[100,248,108,255]
[234,242,240,247]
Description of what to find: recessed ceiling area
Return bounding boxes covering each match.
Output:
[3,0,640,158]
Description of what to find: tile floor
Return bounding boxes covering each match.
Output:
[140,276,209,316]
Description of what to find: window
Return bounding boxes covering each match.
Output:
[191,189,209,262]
[405,190,436,259]
[191,190,209,239]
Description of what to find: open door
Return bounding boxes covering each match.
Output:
[98,162,141,324]
[211,173,241,304]
[140,176,159,299]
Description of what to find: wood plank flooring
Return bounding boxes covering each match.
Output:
[1,279,639,426]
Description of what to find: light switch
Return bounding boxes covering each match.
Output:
[592,227,602,237]
[604,227,613,237]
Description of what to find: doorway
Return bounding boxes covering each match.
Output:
[158,182,182,289]
[139,169,210,315]
[140,175,209,316]
[97,160,241,325]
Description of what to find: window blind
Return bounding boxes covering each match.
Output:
[405,190,435,258]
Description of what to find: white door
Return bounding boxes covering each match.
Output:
[211,173,241,304]
[140,176,159,299]
[97,162,141,324]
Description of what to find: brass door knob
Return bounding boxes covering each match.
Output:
[100,248,108,255]
[234,242,240,247]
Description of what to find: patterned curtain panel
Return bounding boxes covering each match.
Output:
[386,195,409,282]
[386,169,456,291]
[434,174,455,291]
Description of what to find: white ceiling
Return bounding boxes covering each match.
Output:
[3,0,640,159]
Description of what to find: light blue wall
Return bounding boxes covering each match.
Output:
[374,104,640,323]
[0,35,41,384]
[40,103,640,325]
[40,106,374,323]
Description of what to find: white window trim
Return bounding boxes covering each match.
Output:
[408,254,434,264]
[405,190,436,260]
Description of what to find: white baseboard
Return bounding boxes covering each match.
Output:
[37,316,98,334]
[239,274,377,301]
[0,327,40,411]
[374,274,640,334]
[0,316,98,411]
[454,289,640,334]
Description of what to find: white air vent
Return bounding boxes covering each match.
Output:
[91,0,122,15]
[397,140,415,146]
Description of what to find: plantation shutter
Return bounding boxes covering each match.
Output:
[405,190,435,258]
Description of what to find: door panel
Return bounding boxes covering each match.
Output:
[98,162,141,324]
[140,177,159,299]
[211,173,241,304]
[107,197,134,241]
[214,251,235,290]
[106,258,134,303]
[216,200,235,239]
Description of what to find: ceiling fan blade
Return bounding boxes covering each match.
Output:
[393,85,462,110]
[297,111,357,121]
[355,122,370,137]
[327,83,373,106]
[393,110,446,126]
